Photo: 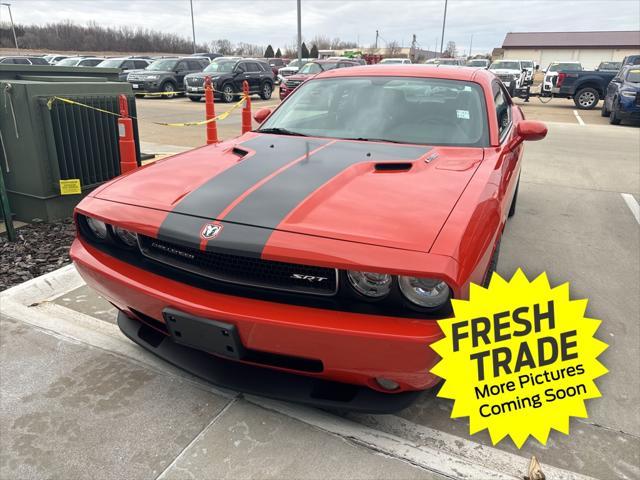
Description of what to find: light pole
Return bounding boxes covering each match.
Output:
[296,0,302,63]
[189,0,196,53]
[439,0,447,56]
[1,3,19,52]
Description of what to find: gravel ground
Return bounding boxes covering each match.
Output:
[0,219,75,291]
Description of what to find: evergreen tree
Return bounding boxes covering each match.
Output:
[275,48,282,58]
[310,44,319,58]
[301,42,310,58]
[264,44,275,58]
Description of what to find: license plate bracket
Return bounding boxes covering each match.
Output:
[162,308,245,360]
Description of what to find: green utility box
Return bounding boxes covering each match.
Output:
[0,65,140,222]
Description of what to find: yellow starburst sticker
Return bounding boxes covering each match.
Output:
[430,269,608,448]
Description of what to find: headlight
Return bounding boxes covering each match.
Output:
[621,91,636,98]
[114,226,138,247]
[347,270,392,298]
[85,217,108,240]
[144,75,159,80]
[399,276,450,308]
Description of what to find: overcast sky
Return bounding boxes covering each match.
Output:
[3,0,639,53]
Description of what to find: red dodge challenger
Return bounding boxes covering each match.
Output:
[71,65,546,412]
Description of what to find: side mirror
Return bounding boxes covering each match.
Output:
[508,120,547,150]
[254,108,272,124]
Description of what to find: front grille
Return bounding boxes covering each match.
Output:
[497,73,514,82]
[127,74,144,81]
[285,79,302,89]
[187,77,204,87]
[138,235,338,296]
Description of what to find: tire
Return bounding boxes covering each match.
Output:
[260,82,273,100]
[483,239,501,287]
[220,83,235,103]
[601,100,610,117]
[188,96,202,102]
[160,81,177,99]
[609,105,622,125]
[508,177,519,218]
[574,87,599,109]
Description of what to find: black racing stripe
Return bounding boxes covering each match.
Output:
[157,135,329,255]
[155,213,270,258]
[223,141,431,230]
[171,135,329,218]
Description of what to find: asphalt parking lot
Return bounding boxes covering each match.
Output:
[1,92,639,480]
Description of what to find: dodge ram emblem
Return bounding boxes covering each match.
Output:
[200,223,223,240]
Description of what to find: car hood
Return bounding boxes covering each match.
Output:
[94,134,483,253]
[490,69,519,75]
[285,73,313,81]
[186,72,224,79]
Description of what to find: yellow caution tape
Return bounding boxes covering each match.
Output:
[46,94,247,127]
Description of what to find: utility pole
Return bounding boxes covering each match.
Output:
[189,0,196,53]
[410,34,417,61]
[375,30,379,49]
[1,3,19,52]
[469,34,473,58]
[296,0,302,63]
[439,0,448,56]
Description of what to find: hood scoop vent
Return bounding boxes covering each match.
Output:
[232,146,250,158]
[374,162,413,172]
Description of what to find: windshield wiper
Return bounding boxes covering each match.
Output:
[257,127,308,137]
[347,137,406,144]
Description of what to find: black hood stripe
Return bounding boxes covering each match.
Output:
[158,137,430,257]
[221,141,431,232]
[171,135,330,219]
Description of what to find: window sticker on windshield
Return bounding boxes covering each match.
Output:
[457,110,470,120]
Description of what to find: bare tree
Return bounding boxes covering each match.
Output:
[386,40,401,57]
[444,41,457,58]
[214,39,234,55]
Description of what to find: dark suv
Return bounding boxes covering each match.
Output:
[126,57,208,97]
[184,58,275,102]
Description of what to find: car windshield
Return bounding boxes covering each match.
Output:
[437,59,459,65]
[204,61,235,73]
[467,60,488,67]
[259,77,488,147]
[97,59,123,68]
[490,61,520,70]
[299,63,330,74]
[521,61,533,68]
[627,69,640,83]
[548,63,581,72]
[147,59,178,71]
[381,59,404,64]
[599,62,621,70]
[287,59,304,68]
[56,58,81,66]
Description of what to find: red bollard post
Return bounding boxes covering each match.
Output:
[241,80,252,134]
[204,76,219,144]
[118,94,137,174]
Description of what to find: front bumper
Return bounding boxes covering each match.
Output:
[129,81,163,93]
[70,238,444,411]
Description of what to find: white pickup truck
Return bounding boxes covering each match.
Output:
[489,60,527,96]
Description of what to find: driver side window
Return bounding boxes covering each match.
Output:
[235,63,247,73]
[494,82,511,140]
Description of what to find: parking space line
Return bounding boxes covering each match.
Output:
[572,110,585,126]
[621,193,640,224]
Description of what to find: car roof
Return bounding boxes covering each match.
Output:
[316,64,493,83]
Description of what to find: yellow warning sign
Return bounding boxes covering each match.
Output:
[430,270,608,447]
[59,179,82,195]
